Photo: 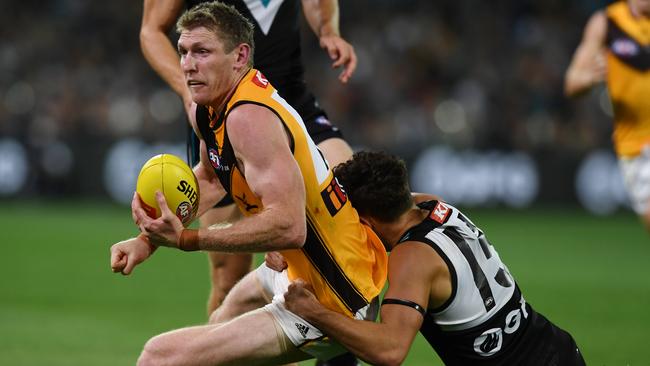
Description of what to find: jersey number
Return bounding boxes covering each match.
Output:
[446,213,513,311]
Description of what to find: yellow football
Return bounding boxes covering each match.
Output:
[136,154,199,226]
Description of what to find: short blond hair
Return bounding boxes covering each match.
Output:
[177,1,255,66]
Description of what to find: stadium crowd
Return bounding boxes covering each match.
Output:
[0,0,615,200]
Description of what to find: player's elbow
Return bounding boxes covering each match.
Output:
[366,348,408,366]
[138,334,180,366]
[281,220,306,249]
[564,81,579,98]
[563,75,576,98]
[139,26,159,52]
[563,71,591,98]
[139,27,151,48]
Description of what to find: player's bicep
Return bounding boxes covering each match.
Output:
[375,244,437,352]
[380,242,442,335]
[227,105,306,216]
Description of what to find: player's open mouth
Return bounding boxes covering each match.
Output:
[188,80,205,87]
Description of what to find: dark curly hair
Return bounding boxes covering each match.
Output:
[333,151,412,222]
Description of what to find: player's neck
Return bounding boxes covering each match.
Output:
[210,67,252,114]
[382,206,429,250]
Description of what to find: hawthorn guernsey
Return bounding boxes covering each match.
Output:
[136,154,200,226]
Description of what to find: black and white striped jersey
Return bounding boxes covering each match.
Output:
[398,200,534,364]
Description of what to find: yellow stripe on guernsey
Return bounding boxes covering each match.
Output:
[225,69,387,317]
[605,2,650,157]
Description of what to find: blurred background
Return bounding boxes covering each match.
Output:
[2,1,649,365]
[0,0,628,214]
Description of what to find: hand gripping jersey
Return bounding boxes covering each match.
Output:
[196,68,387,317]
[397,200,585,365]
[605,1,650,157]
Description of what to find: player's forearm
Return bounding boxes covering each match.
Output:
[302,307,406,366]
[302,0,340,37]
[565,12,607,98]
[192,207,306,252]
[140,30,191,104]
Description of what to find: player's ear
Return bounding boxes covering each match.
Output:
[233,43,251,69]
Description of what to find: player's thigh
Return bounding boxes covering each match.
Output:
[619,152,650,216]
[208,251,253,284]
[141,309,310,366]
[317,137,353,167]
[209,269,270,324]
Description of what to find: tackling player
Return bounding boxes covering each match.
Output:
[280,151,587,365]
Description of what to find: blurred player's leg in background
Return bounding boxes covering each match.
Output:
[187,129,252,316]
[202,207,252,315]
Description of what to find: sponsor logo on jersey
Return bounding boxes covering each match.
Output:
[252,70,269,88]
[473,295,529,357]
[208,148,229,172]
[314,115,331,126]
[612,38,639,57]
[234,192,260,213]
[430,201,451,224]
[474,328,503,356]
[320,176,348,216]
[295,322,310,338]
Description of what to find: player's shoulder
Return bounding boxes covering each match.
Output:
[590,9,608,25]
[390,238,449,285]
[581,10,608,43]
[227,102,276,125]
[583,8,608,33]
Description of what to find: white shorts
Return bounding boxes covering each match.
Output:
[254,264,379,361]
[619,146,650,215]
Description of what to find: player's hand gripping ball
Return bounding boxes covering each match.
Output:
[136,154,200,226]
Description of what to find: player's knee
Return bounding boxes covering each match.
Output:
[209,252,228,268]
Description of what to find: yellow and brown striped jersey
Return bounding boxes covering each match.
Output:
[605,1,650,157]
[196,68,388,317]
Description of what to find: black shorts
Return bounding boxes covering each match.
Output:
[303,113,344,145]
[501,309,586,366]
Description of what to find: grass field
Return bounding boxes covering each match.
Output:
[1,200,649,365]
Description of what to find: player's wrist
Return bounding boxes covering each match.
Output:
[179,229,200,251]
[319,25,339,38]
[137,233,158,255]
